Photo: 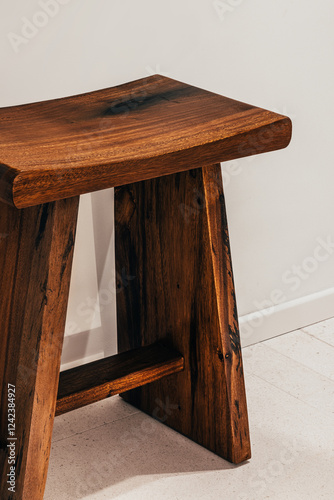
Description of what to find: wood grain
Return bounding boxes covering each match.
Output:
[0,75,292,208]
[56,343,184,416]
[115,165,251,464]
[0,197,79,500]
[202,164,250,463]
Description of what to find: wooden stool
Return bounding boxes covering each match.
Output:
[0,75,291,499]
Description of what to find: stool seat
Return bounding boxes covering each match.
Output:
[0,75,291,208]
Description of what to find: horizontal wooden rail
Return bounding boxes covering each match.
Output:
[56,342,184,416]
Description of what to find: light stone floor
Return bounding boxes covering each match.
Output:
[45,319,334,500]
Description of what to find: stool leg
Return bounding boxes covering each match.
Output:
[115,165,251,464]
[0,197,79,499]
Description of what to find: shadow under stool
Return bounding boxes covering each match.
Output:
[0,75,292,499]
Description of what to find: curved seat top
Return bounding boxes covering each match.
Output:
[0,75,291,208]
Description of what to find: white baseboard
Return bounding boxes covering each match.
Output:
[60,327,116,371]
[239,287,334,347]
[60,287,334,369]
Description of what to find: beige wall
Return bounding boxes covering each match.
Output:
[1,0,333,367]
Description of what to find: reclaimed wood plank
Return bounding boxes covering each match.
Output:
[56,343,184,416]
[0,75,291,208]
[0,197,79,499]
[115,165,251,464]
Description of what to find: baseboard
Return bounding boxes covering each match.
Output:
[61,287,334,368]
[239,287,334,347]
[60,327,116,371]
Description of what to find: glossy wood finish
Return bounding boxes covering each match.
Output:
[0,197,79,500]
[56,343,184,416]
[115,164,251,464]
[0,75,292,208]
[0,77,292,495]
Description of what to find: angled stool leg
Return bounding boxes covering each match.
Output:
[0,197,79,499]
[115,164,251,464]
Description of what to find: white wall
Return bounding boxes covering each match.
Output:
[1,0,334,368]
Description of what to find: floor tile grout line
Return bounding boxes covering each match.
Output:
[247,373,334,417]
[53,410,141,444]
[259,338,334,383]
[300,328,334,348]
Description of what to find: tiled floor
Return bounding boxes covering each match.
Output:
[45,319,334,499]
